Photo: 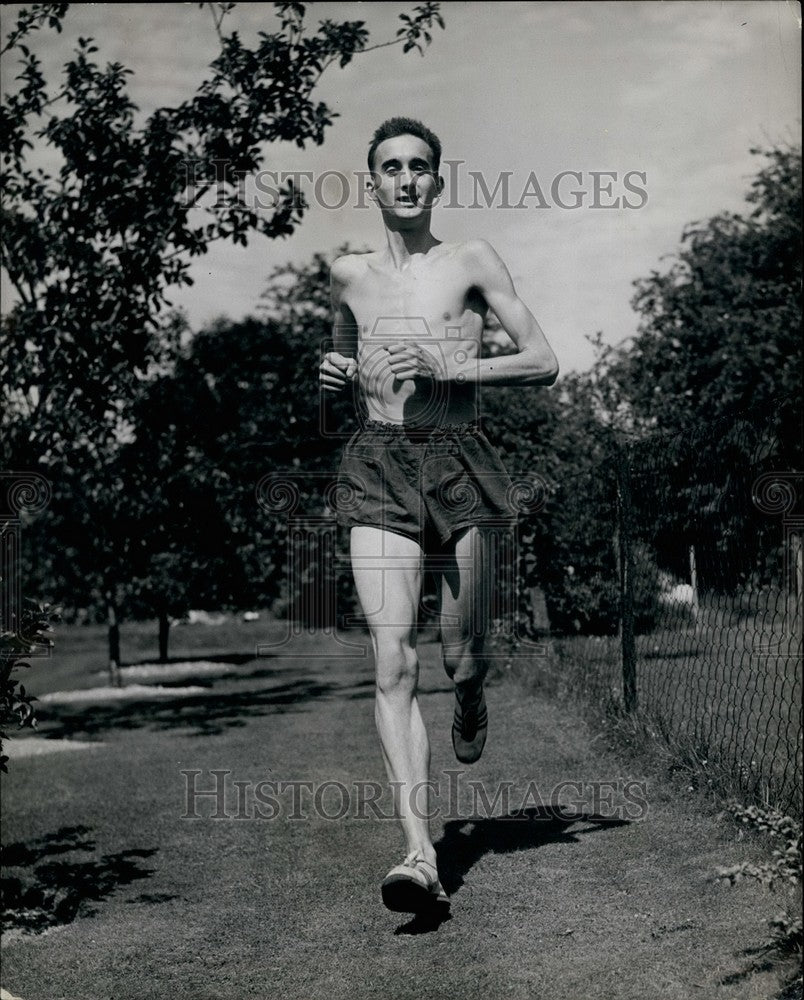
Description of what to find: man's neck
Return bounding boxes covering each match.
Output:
[382,220,440,269]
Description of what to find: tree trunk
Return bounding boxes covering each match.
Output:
[106,590,121,687]
[158,609,170,664]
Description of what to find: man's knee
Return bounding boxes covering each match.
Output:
[374,634,418,696]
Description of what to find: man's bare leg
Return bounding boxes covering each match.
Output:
[350,525,437,867]
[438,526,491,682]
[437,527,492,761]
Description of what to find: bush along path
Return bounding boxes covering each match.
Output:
[1,625,801,1000]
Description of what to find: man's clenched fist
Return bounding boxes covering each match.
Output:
[319,352,358,391]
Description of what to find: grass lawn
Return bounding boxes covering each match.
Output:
[1,617,800,1000]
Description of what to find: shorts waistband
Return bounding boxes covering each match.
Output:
[361,419,481,440]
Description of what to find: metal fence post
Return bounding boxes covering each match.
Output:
[689,543,701,632]
[616,440,637,711]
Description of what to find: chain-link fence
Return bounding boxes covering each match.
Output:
[527,406,802,817]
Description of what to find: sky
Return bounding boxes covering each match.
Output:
[1,1,800,371]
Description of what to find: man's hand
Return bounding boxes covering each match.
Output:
[319,352,358,392]
[385,343,449,382]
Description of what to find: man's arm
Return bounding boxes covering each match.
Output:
[319,257,358,392]
[386,240,558,387]
[459,240,558,386]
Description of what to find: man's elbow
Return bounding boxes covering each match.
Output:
[541,364,559,387]
[525,350,559,386]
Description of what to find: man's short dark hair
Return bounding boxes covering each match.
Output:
[367,117,442,174]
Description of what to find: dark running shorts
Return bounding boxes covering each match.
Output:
[335,419,517,547]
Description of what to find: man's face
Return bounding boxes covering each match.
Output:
[369,134,442,217]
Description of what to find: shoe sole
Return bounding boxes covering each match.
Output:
[381,875,450,913]
[452,732,486,763]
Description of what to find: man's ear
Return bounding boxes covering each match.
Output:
[433,172,445,202]
[366,171,380,204]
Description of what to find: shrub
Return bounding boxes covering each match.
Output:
[716,802,803,957]
[0,599,59,772]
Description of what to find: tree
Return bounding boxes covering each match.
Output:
[24,247,361,662]
[122,249,360,644]
[606,145,801,437]
[601,145,803,591]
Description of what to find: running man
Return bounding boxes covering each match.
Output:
[319,118,558,914]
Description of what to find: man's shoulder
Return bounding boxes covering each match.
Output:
[439,239,504,285]
[441,238,501,265]
[330,251,375,284]
[461,237,500,260]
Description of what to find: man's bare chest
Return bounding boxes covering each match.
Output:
[346,263,483,342]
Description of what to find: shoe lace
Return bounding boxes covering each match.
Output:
[462,701,479,725]
[455,685,484,735]
[402,851,436,872]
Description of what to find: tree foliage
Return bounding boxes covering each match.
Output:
[603,145,801,437]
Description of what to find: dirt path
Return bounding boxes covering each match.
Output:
[1,628,794,1000]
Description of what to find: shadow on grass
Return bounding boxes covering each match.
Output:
[719,958,777,985]
[394,806,629,936]
[720,941,802,993]
[774,975,804,1000]
[1,825,157,935]
[36,677,376,739]
[124,651,266,667]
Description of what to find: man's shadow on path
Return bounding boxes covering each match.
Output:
[394,806,630,936]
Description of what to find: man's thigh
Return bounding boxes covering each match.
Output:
[436,526,492,650]
[350,526,423,642]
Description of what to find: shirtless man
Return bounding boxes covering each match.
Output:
[319,118,558,913]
